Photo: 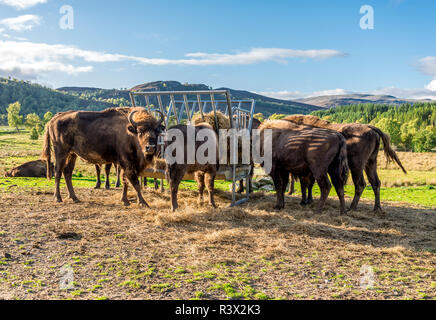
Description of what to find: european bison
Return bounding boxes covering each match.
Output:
[284,115,406,213]
[4,159,53,178]
[94,163,121,189]
[41,108,164,206]
[258,120,349,214]
[164,123,219,211]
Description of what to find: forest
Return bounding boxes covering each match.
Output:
[312,103,436,152]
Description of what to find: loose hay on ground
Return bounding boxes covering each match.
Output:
[0,186,434,300]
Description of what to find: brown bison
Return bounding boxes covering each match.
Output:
[164,123,219,211]
[4,159,53,178]
[94,163,121,189]
[41,108,164,206]
[283,115,406,212]
[258,120,349,214]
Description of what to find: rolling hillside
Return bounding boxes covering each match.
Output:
[0,78,117,120]
[59,81,322,116]
[296,93,433,108]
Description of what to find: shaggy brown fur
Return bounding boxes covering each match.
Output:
[164,123,219,211]
[41,107,164,207]
[258,120,349,214]
[192,111,231,131]
[283,114,406,212]
[4,160,53,178]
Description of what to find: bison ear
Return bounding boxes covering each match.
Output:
[128,125,137,135]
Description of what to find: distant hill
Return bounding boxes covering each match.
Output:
[0,78,117,119]
[295,94,433,108]
[60,81,322,116]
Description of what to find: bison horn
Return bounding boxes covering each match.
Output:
[155,110,165,126]
[128,111,139,128]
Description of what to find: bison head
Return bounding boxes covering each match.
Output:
[127,110,165,160]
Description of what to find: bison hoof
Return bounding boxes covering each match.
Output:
[273,205,284,210]
[94,185,101,189]
[70,197,80,203]
[55,198,63,203]
[138,201,150,208]
[373,207,385,215]
[122,200,130,206]
[300,201,308,206]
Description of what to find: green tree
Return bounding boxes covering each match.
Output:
[7,101,23,132]
[29,127,39,140]
[25,113,41,129]
[43,111,54,124]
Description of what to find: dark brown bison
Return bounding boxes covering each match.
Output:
[164,123,219,211]
[41,108,164,206]
[94,163,121,189]
[4,159,53,178]
[258,120,349,214]
[283,115,406,213]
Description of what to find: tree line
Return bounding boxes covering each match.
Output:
[311,103,436,152]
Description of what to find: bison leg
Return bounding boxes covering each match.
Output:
[307,176,315,204]
[115,165,121,188]
[168,165,185,212]
[154,178,159,190]
[300,176,308,205]
[160,179,165,193]
[142,177,147,188]
[54,149,68,203]
[314,174,331,214]
[288,173,295,195]
[194,171,205,204]
[271,168,289,210]
[125,169,149,208]
[63,154,79,203]
[349,165,366,211]
[365,157,383,213]
[120,171,130,206]
[328,168,347,215]
[205,172,217,208]
[237,179,244,193]
[104,164,112,189]
[94,165,102,189]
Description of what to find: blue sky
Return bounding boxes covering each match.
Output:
[1,0,436,100]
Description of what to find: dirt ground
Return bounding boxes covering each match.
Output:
[0,185,434,300]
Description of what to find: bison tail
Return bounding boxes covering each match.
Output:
[369,126,407,174]
[41,123,53,180]
[337,137,349,186]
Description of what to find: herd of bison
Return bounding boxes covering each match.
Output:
[5,106,407,215]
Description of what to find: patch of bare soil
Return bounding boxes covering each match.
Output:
[0,187,434,300]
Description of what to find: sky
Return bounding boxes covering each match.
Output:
[1,0,436,100]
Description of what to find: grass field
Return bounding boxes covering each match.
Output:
[0,126,435,300]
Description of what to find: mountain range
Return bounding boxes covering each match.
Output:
[1,78,429,122]
[295,93,434,108]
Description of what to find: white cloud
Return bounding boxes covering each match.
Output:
[425,79,436,91]
[370,86,436,100]
[417,56,436,76]
[0,0,47,10]
[0,40,346,79]
[0,15,42,32]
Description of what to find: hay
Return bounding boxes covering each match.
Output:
[192,111,230,132]
[283,114,332,128]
